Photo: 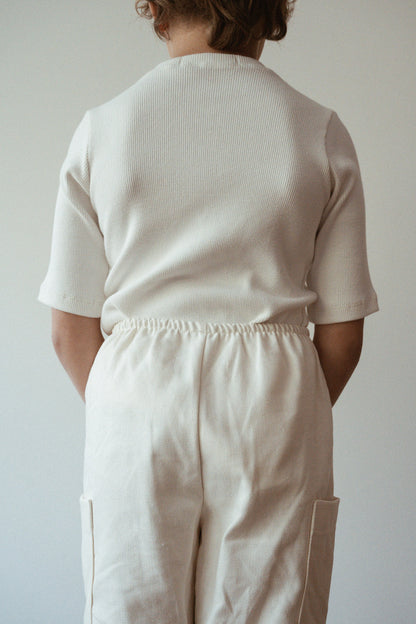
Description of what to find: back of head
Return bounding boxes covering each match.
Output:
[135,0,297,52]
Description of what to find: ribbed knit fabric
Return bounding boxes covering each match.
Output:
[37,52,379,335]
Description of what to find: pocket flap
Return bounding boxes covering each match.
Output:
[298,496,340,623]
[310,497,340,534]
[79,494,94,531]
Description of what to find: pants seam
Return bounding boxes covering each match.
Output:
[196,333,208,515]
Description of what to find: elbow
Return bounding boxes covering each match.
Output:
[51,330,67,355]
[51,331,62,351]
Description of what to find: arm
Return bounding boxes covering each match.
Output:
[312,318,364,407]
[51,309,104,403]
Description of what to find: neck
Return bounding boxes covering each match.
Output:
[165,22,265,60]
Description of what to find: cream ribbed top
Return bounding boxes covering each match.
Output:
[38,52,379,336]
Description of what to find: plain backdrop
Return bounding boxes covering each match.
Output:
[1,1,415,622]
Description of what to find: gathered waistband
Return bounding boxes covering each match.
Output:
[111,317,310,337]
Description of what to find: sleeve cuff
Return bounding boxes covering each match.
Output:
[37,285,104,317]
[307,291,380,325]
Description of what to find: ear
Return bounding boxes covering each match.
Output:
[148,2,158,20]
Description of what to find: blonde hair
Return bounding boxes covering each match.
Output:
[135,0,297,51]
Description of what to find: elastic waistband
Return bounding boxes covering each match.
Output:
[111,317,310,337]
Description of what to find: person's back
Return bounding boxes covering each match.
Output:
[39,52,378,334]
[37,2,380,623]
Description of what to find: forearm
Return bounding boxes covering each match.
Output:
[313,341,360,406]
[312,319,364,407]
[53,331,104,403]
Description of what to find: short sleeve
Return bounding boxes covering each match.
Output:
[306,111,380,324]
[37,110,109,317]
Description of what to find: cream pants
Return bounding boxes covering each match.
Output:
[80,317,340,624]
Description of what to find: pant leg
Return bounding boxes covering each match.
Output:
[194,325,340,624]
[79,323,206,624]
[78,318,340,624]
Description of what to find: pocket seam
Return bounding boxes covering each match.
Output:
[297,496,340,624]
[79,494,95,623]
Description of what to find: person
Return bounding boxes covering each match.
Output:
[37,1,380,623]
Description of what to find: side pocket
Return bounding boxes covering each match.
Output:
[310,341,332,409]
[85,337,109,402]
[79,494,95,624]
[298,497,340,624]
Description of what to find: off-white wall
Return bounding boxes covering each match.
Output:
[1,1,415,622]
